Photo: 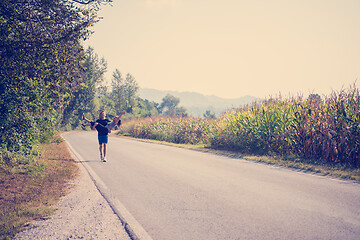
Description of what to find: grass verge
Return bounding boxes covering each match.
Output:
[0,135,78,240]
[117,135,360,182]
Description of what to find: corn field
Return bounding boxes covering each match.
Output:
[212,85,360,167]
[121,85,360,168]
[122,117,215,145]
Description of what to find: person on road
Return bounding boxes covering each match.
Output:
[81,111,125,162]
[82,111,125,133]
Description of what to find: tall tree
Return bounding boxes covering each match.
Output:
[159,94,188,117]
[131,98,159,118]
[203,110,216,119]
[111,68,125,113]
[61,47,107,128]
[123,73,139,113]
[0,0,107,150]
[110,70,139,114]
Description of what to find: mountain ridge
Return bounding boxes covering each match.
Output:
[138,88,260,117]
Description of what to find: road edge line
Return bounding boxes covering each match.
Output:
[62,133,153,240]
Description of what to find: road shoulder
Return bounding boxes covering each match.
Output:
[14,151,131,240]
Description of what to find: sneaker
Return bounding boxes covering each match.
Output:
[102,157,107,162]
[82,113,85,120]
[81,124,85,130]
[100,155,103,161]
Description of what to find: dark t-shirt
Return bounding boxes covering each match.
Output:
[95,119,111,136]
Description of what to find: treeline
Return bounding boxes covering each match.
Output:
[0,0,188,157]
[59,47,188,131]
[1,0,105,153]
[120,85,360,168]
[58,46,155,130]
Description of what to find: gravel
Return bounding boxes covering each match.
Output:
[14,162,131,240]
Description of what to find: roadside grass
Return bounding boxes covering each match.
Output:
[0,135,78,240]
[117,135,360,182]
[241,155,360,182]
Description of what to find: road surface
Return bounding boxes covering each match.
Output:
[63,131,360,240]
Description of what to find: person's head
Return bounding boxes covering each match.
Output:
[117,119,122,127]
[99,110,106,120]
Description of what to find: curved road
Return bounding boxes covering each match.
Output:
[63,132,360,240]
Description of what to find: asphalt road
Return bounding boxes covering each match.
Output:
[63,131,360,240]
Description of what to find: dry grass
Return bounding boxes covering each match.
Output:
[0,135,78,240]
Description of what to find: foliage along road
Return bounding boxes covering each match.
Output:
[63,131,360,240]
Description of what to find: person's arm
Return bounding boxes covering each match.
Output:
[82,113,92,123]
[94,120,107,129]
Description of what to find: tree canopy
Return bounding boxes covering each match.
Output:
[0,0,108,150]
[159,94,188,117]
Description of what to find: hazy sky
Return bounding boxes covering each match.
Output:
[85,0,360,99]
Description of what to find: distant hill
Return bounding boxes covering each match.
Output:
[138,88,260,117]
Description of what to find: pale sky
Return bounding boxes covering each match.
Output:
[85,0,360,99]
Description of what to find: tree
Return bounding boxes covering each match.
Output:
[175,106,188,117]
[111,69,125,113]
[159,94,188,117]
[0,0,106,150]
[123,73,139,113]
[131,98,159,118]
[204,110,216,119]
[61,47,108,129]
[110,70,139,114]
[160,94,179,116]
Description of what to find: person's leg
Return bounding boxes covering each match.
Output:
[99,144,103,160]
[98,135,108,161]
[103,143,107,161]
[98,135,104,161]
[101,135,108,161]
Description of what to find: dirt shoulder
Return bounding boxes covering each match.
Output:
[13,153,131,240]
